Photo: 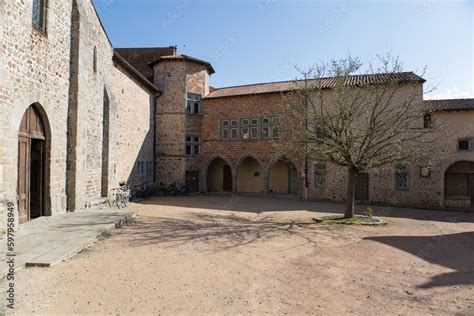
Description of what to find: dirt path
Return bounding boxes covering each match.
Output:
[12,196,474,314]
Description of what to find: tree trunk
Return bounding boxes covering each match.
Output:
[345,166,357,218]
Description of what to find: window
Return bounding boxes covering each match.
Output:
[219,116,280,141]
[93,47,97,73]
[146,161,153,175]
[395,164,409,191]
[314,164,326,189]
[221,120,230,140]
[186,135,201,156]
[137,161,145,176]
[272,126,280,139]
[32,0,47,33]
[458,139,470,151]
[241,127,250,140]
[186,93,202,114]
[230,128,238,140]
[423,113,432,128]
[262,126,271,139]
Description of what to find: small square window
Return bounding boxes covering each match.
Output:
[186,136,192,142]
[222,120,229,127]
[222,128,229,140]
[242,127,250,140]
[262,118,271,125]
[241,119,250,126]
[272,117,280,125]
[459,140,470,151]
[251,118,259,126]
[194,136,200,143]
[231,120,239,127]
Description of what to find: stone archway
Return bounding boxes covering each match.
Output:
[236,156,264,194]
[18,103,51,224]
[444,161,474,209]
[268,158,299,195]
[207,157,233,193]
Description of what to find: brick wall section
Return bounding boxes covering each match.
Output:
[112,64,154,191]
[198,83,474,208]
[0,0,73,227]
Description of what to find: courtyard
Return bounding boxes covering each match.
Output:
[13,195,474,314]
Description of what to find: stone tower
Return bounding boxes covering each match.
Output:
[152,55,214,190]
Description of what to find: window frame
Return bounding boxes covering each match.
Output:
[395,164,410,191]
[458,139,471,151]
[185,93,202,115]
[314,163,327,189]
[32,0,48,34]
[185,135,202,156]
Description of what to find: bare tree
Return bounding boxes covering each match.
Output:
[277,54,439,218]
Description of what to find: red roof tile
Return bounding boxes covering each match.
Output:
[424,98,474,112]
[205,72,425,99]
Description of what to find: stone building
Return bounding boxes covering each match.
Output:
[0,1,472,231]
[0,0,158,228]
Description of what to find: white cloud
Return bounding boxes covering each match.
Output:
[425,87,474,100]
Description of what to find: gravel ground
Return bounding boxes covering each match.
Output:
[11,195,474,315]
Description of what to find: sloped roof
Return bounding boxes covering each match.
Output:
[114,47,177,81]
[424,98,474,112]
[205,72,425,99]
[149,54,215,74]
[112,51,161,94]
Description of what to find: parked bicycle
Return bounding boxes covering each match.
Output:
[109,183,131,209]
[156,182,189,196]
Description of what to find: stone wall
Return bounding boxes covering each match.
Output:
[72,0,116,208]
[0,0,73,227]
[153,60,210,186]
[112,63,154,192]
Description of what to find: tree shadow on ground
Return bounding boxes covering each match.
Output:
[137,195,474,224]
[116,212,349,251]
[365,232,474,288]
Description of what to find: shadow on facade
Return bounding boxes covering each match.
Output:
[365,232,474,288]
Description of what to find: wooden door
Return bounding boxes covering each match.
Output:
[18,137,30,224]
[289,166,299,195]
[355,172,369,201]
[223,165,232,192]
[186,171,200,193]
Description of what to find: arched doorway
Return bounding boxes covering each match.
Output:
[18,104,50,224]
[207,157,233,192]
[268,159,299,195]
[445,161,474,209]
[237,156,264,194]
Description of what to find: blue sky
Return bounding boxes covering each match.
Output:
[94,0,473,99]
